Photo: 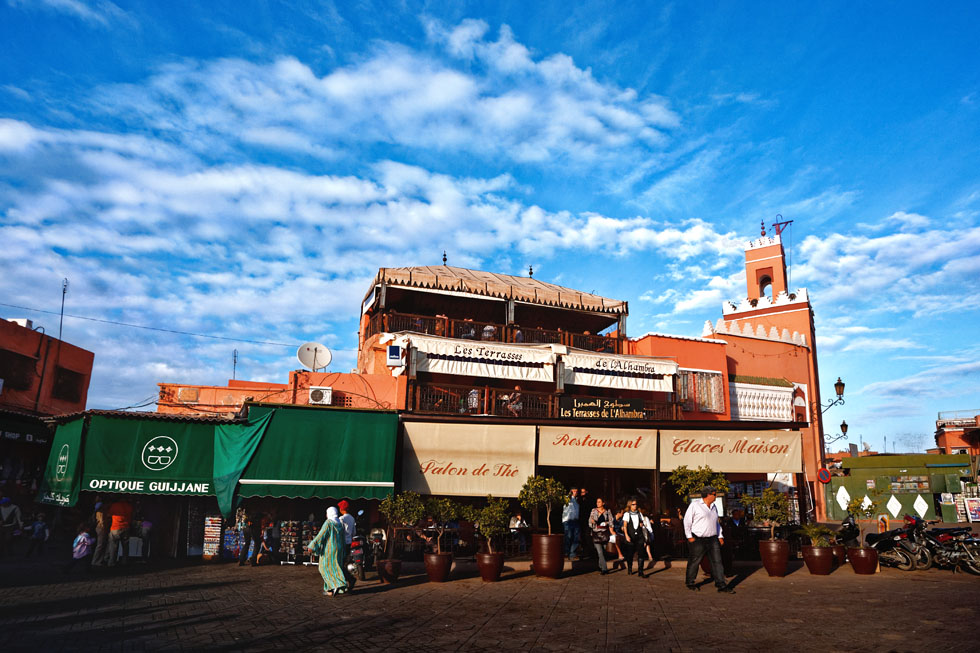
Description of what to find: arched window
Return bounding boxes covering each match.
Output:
[760,275,772,299]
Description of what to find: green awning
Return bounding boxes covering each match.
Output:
[236,405,397,501]
[80,415,215,496]
[38,418,85,507]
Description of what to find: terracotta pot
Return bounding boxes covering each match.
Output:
[848,547,878,575]
[377,558,402,584]
[476,552,505,582]
[801,545,834,575]
[424,552,453,582]
[531,533,564,579]
[830,545,846,568]
[759,540,790,577]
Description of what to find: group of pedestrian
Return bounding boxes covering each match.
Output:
[305,500,357,597]
[560,485,735,593]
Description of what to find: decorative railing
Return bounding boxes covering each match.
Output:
[365,310,622,353]
[410,382,681,421]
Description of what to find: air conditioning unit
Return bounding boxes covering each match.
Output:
[308,386,333,405]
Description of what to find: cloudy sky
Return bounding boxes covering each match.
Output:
[1,2,978,452]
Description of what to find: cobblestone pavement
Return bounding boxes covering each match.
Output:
[1,554,978,652]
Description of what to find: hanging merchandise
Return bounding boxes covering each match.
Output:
[279,520,302,564]
[203,515,222,560]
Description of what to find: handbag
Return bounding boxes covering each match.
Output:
[591,512,610,544]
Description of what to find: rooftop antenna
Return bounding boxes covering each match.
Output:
[297,342,332,372]
[771,214,795,288]
[442,251,447,265]
[528,264,533,278]
[233,349,238,380]
[59,278,69,341]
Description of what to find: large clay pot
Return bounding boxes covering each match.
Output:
[424,552,453,582]
[759,540,790,577]
[830,544,846,568]
[848,547,878,575]
[531,533,564,578]
[801,545,834,575]
[377,558,402,583]
[476,552,505,582]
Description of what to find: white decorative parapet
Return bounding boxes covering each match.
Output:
[703,319,806,346]
[747,234,781,250]
[722,288,809,316]
[730,382,794,422]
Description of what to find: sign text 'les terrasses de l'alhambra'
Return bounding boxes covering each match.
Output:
[558,396,645,420]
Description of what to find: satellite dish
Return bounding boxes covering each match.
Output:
[297,342,332,371]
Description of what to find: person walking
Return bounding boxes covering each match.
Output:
[91,500,109,567]
[238,507,264,567]
[683,486,734,593]
[337,500,357,589]
[25,512,50,557]
[621,498,648,577]
[308,507,348,597]
[0,496,23,557]
[65,523,95,574]
[562,488,580,560]
[588,497,614,575]
[107,497,133,566]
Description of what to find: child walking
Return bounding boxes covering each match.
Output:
[65,523,95,574]
[25,512,50,557]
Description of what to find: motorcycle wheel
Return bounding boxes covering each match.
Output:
[356,562,366,581]
[961,543,980,575]
[882,549,915,571]
[913,545,933,571]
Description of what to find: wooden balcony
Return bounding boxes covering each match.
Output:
[409,382,682,421]
[365,310,622,354]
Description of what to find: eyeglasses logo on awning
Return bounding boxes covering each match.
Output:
[55,444,70,481]
[141,436,179,471]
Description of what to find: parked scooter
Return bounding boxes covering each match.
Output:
[838,515,915,570]
[369,527,386,570]
[347,510,368,582]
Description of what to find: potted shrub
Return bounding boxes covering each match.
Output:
[377,491,425,583]
[470,495,511,582]
[845,497,880,575]
[668,466,730,574]
[423,496,459,582]
[519,475,568,578]
[741,488,791,577]
[796,523,836,575]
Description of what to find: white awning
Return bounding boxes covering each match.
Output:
[401,423,536,497]
[407,334,555,383]
[659,430,802,473]
[563,351,677,392]
[538,426,656,469]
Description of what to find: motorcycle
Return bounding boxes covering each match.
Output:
[369,526,386,570]
[905,515,980,574]
[838,515,915,570]
[346,510,369,582]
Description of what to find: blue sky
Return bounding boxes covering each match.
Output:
[1,1,978,452]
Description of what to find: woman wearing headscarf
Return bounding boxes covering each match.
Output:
[307,507,348,597]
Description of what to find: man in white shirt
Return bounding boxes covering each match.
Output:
[683,486,734,593]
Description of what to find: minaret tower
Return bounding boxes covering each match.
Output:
[717,221,828,520]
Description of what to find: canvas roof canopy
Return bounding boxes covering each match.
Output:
[367,266,628,315]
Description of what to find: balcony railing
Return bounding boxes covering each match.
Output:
[365,310,621,353]
[410,382,681,421]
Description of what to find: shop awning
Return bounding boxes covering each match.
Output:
[402,422,536,497]
[38,418,84,507]
[659,429,802,473]
[235,405,397,501]
[538,426,656,469]
[562,351,676,392]
[401,334,555,382]
[80,414,215,496]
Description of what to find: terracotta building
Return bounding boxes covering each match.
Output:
[0,317,94,504]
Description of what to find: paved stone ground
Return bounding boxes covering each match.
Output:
[1,553,978,652]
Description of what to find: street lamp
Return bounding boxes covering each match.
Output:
[823,419,850,446]
[821,377,845,413]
